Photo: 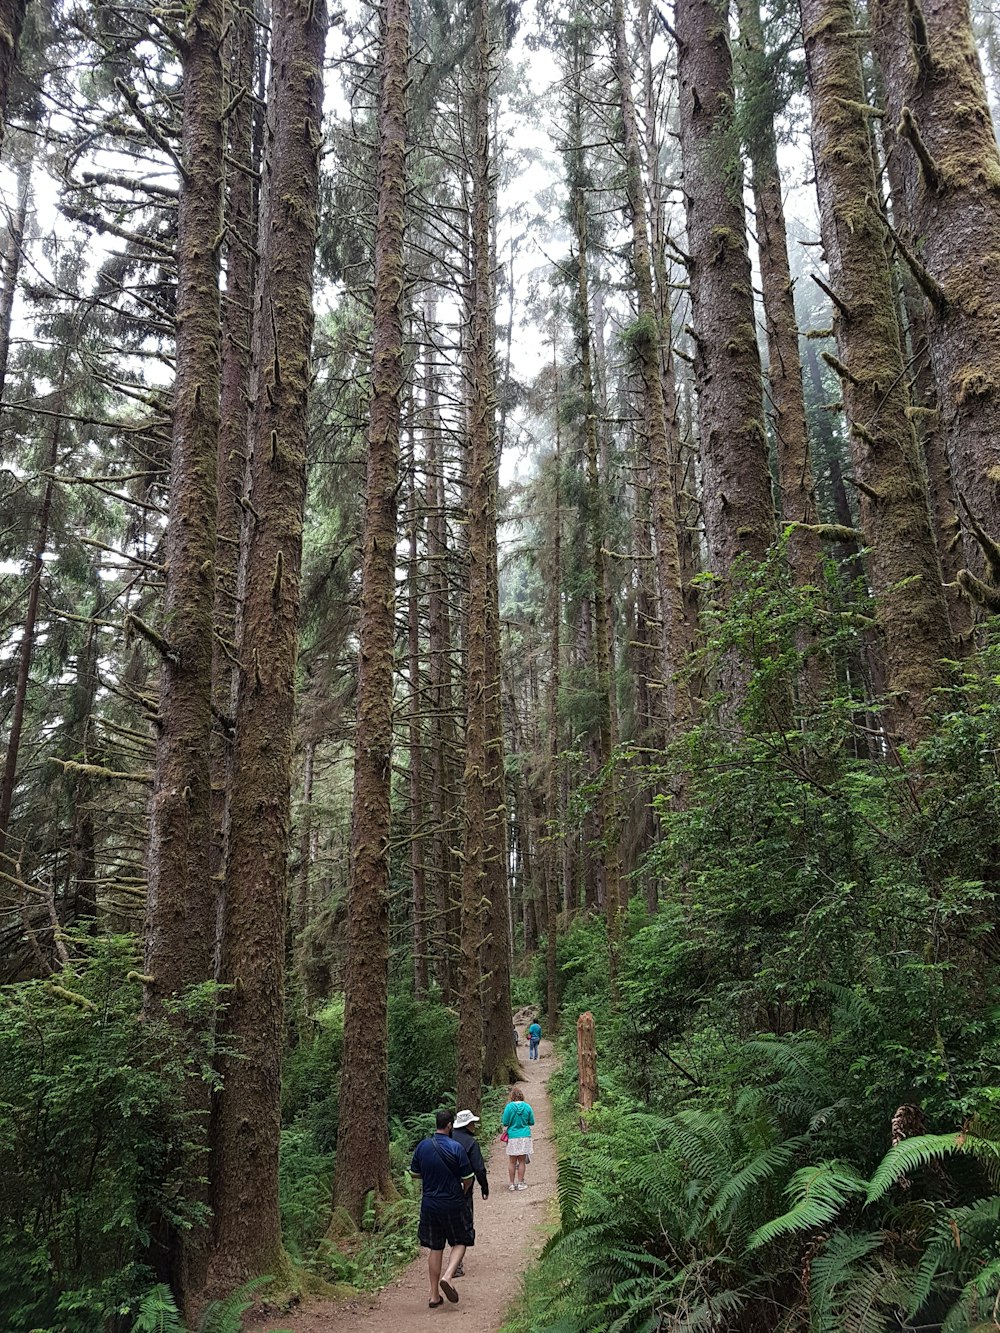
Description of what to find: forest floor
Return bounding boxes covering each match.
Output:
[244,1031,558,1333]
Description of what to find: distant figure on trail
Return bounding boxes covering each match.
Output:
[501,1086,535,1191]
[409,1108,474,1308]
[527,1018,542,1060]
[450,1109,488,1278]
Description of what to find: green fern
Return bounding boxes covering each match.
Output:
[748,1161,866,1250]
[865,1132,967,1204]
[199,1277,274,1333]
[133,1284,186,1333]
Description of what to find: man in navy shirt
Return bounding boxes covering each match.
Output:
[409,1108,475,1307]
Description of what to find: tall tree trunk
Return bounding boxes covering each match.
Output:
[333,0,408,1224]
[423,322,454,1001]
[879,103,971,644]
[0,145,30,405]
[871,0,1000,597]
[456,0,494,1114]
[800,0,954,744]
[295,740,315,936]
[0,0,27,153]
[675,0,775,657]
[140,0,224,1299]
[408,467,429,996]
[544,375,561,1031]
[0,403,61,857]
[613,0,691,735]
[567,42,624,963]
[739,0,821,587]
[211,1,259,877]
[207,0,328,1284]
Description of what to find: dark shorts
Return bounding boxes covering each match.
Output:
[418,1205,475,1251]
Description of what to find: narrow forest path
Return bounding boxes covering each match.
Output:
[246,1035,558,1333]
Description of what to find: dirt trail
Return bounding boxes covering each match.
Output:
[246,1035,557,1333]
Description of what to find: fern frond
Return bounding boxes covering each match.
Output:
[865,1133,966,1204]
[198,1276,273,1333]
[747,1161,865,1250]
[707,1135,805,1230]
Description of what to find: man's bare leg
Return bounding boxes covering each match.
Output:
[442,1243,466,1282]
[428,1247,443,1302]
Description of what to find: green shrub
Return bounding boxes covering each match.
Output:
[0,935,218,1332]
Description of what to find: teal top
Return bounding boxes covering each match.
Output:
[528,1022,542,1040]
[502,1098,535,1139]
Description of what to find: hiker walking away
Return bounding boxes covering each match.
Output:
[450,1109,489,1278]
[409,1108,475,1308]
[501,1086,535,1191]
[527,1017,542,1060]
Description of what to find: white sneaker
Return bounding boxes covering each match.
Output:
[508,1183,517,1191]
[516,1182,527,1190]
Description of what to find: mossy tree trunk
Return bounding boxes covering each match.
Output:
[407,465,429,996]
[675,0,775,705]
[800,0,954,745]
[211,3,259,874]
[141,0,224,1300]
[613,0,692,736]
[566,32,624,975]
[872,0,1000,595]
[456,0,494,1113]
[544,358,561,1031]
[333,0,409,1223]
[0,0,27,153]
[739,0,821,588]
[206,0,328,1285]
[422,320,455,1002]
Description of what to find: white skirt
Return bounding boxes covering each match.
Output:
[506,1136,532,1156]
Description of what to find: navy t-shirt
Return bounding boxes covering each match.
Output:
[409,1133,474,1215]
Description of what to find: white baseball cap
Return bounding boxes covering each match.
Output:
[453,1109,480,1129]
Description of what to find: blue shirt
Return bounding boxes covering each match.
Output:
[528,1023,542,1040]
[409,1133,474,1214]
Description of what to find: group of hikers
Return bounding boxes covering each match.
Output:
[407,1019,543,1309]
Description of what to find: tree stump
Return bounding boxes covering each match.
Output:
[577,1010,598,1127]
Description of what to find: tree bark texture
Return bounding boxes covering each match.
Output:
[544,409,561,1032]
[739,0,822,587]
[211,3,259,875]
[613,0,692,734]
[0,145,30,407]
[0,0,26,152]
[332,0,410,1225]
[456,0,494,1114]
[675,0,775,586]
[407,471,429,996]
[143,0,224,1009]
[207,0,327,1284]
[801,0,954,744]
[871,0,1000,581]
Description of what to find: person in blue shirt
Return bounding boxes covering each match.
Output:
[409,1108,475,1307]
[527,1018,542,1060]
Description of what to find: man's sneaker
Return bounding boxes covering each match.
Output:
[454,1263,465,1278]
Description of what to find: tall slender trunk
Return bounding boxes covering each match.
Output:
[456,0,494,1114]
[0,398,62,857]
[140,0,224,1299]
[207,0,328,1283]
[211,3,259,878]
[739,0,821,586]
[544,364,561,1030]
[871,0,1000,594]
[566,41,624,962]
[143,0,224,991]
[333,0,408,1223]
[423,322,454,1000]
[0,0,27,152]
[295,740,315,936]
[800,0,954,744]
[0,147,30,405]
[408,467,429,995]
[613,0,691,734]
[675,0,775,662]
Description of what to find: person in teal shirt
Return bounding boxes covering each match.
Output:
[527,1018,542,1060]
[501,1086,535,1190]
